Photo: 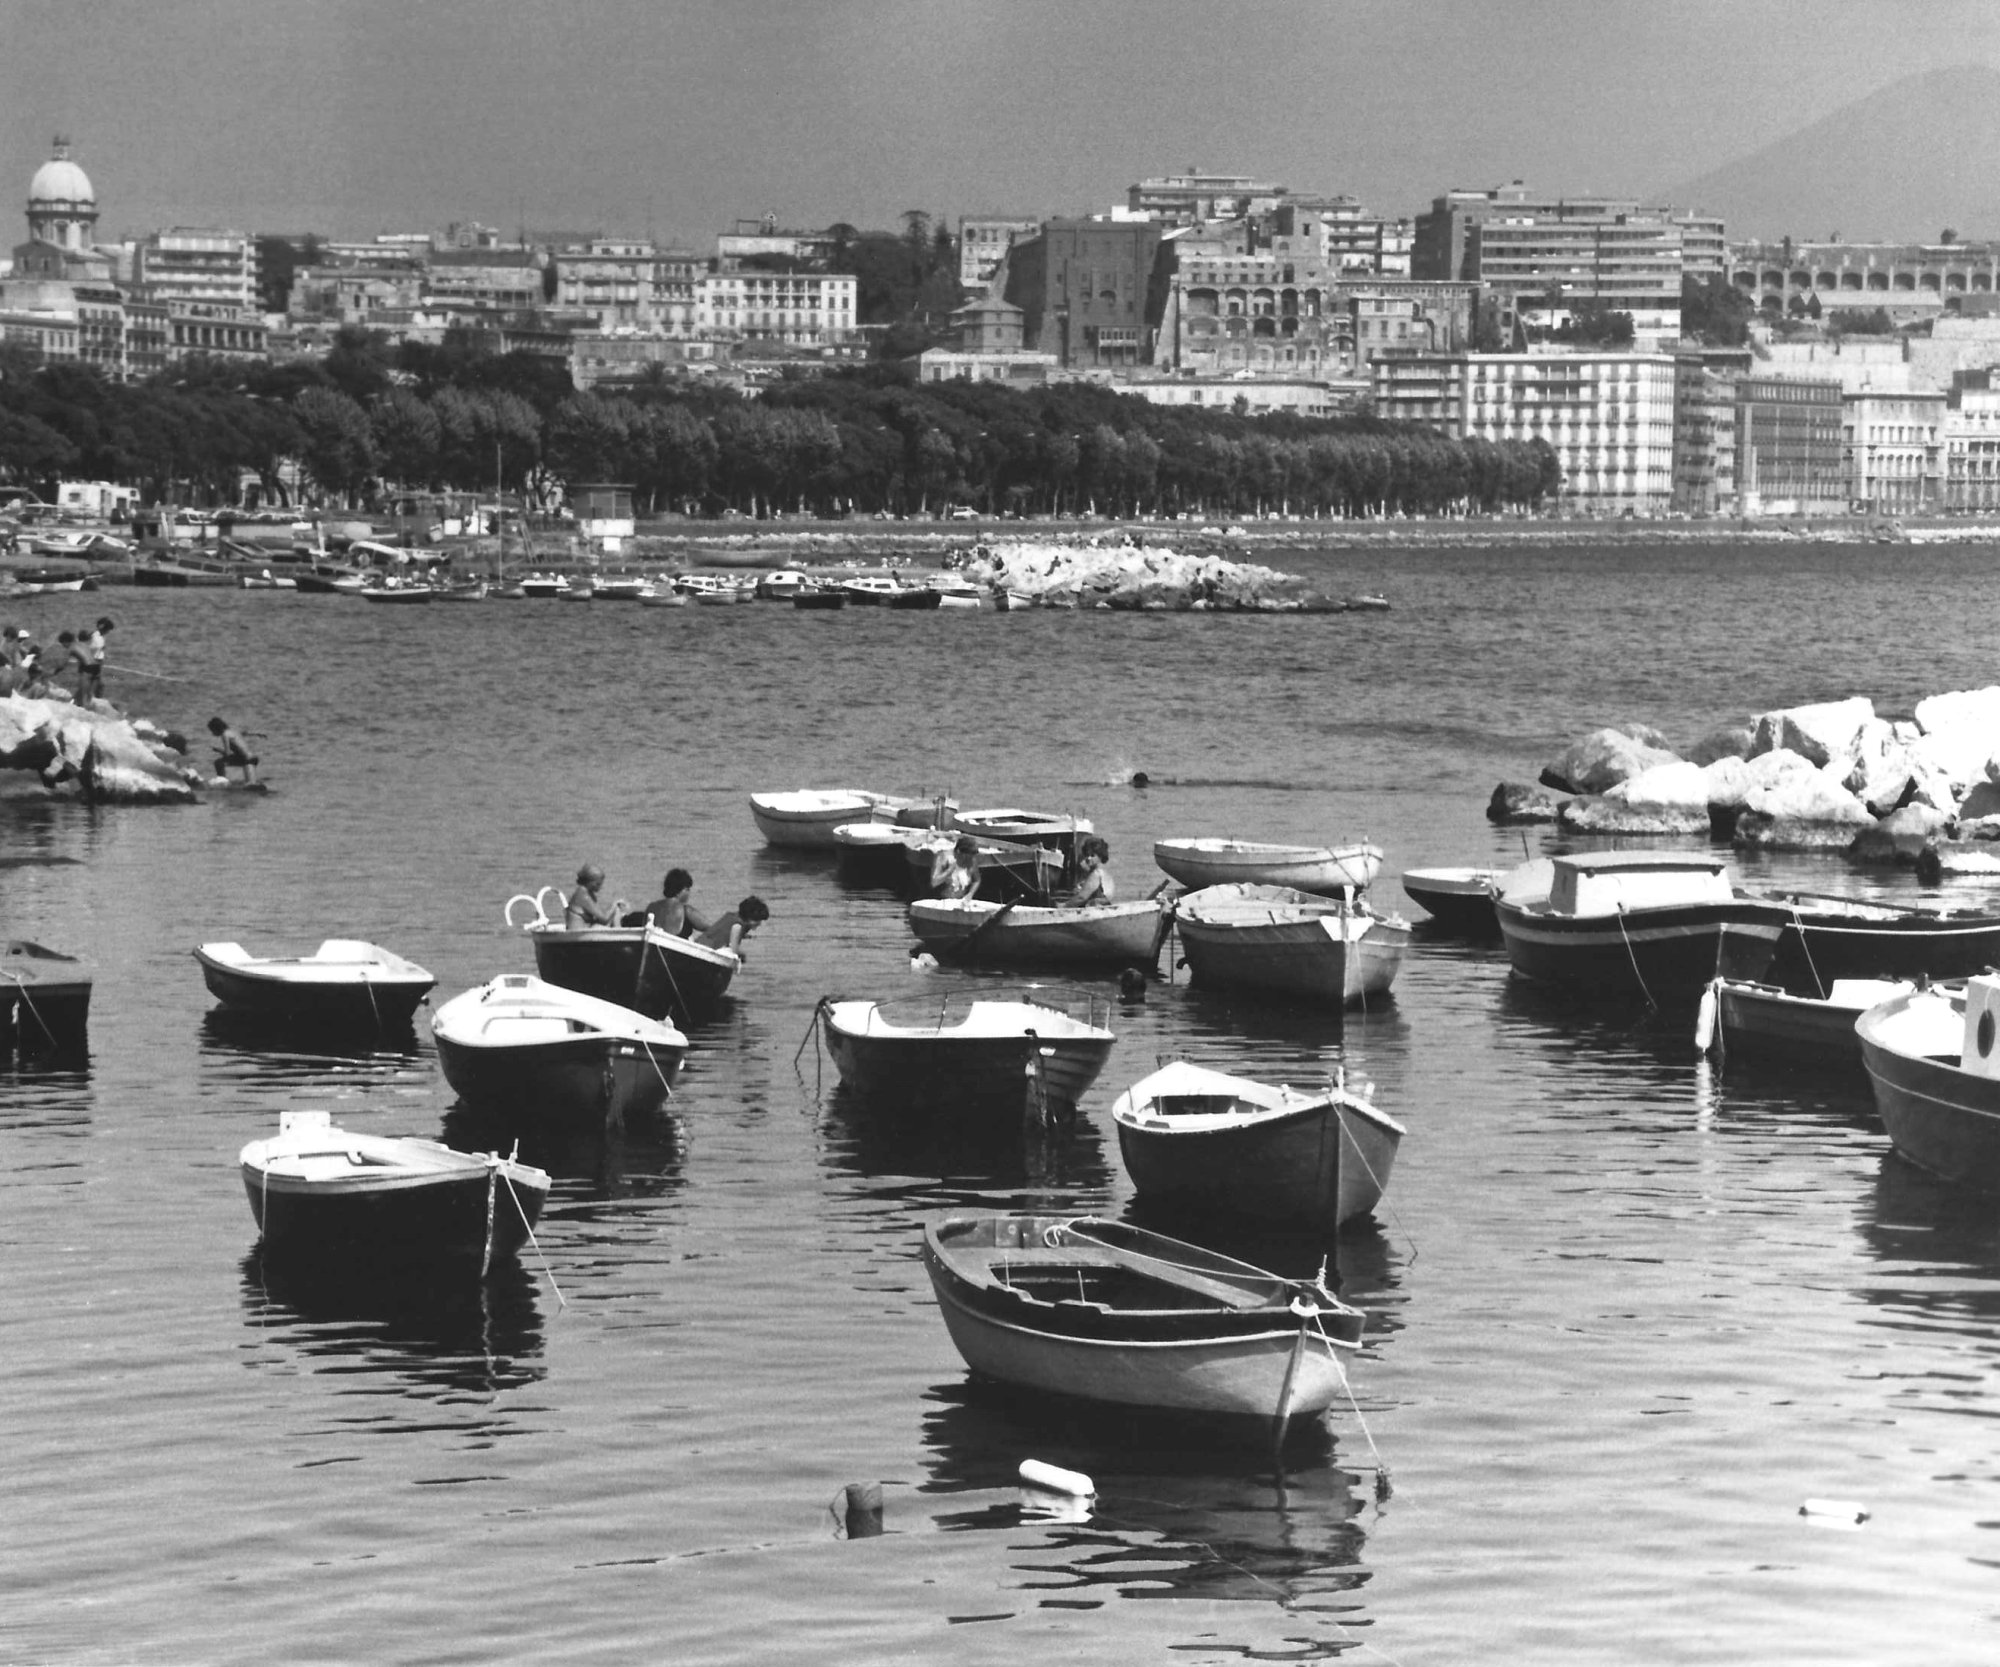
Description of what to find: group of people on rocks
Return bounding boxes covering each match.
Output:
[565,864,770,955]
[1,617,113,701]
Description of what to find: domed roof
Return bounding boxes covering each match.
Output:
[29,149,94,208]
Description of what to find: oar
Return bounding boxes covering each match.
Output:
[940,899,1018,962]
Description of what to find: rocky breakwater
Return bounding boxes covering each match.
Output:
[0,693,203,804]
[962,538,1361,612]
[1488,689,2000,862]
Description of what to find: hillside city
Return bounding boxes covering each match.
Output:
[7,137,2000,521]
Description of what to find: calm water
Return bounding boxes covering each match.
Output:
[7,540,2000,1665]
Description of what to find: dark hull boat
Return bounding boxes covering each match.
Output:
[1730,892,2000,985]
[1858,979,2000,1190]
[432,974,686,1126]
[922,1214,1364,1439]
[0,939,92,1052]
[820,995,1113,1114]
[1399,867,1503,935]
[193,938,435,1033]
[240,1110,550,1273]
[528,922,738,1023]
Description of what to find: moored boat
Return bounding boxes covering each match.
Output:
[1730,890,2000,986]
[1399,866,1503,934]
[896,827,1068,900]
[637,580,687,606]
[0,939,91,1052]
[792,584,847,610]
[524,919,739,1023]
[240,1108,551,1271]
[519,572,570,598]
[1111,1060,1404,1230]
[907,897,1163,967]
[431,973,687,1125]
[749,787,919,849]
[193,938,436,1032]
[754,569,812,600]
[953,807,1093,858]
[1858,976,2000,1189]
[1700,971,1912,1068]
[358,579,434,604]
[818,994,1114,1114]
[838,572,905,606]
[1155,837,1383,896]
[1170,883,1410,1007]
[921,1213,1364,1438]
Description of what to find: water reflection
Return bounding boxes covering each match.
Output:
[1164,979,1403,1052]
[197,1008,425,1086]
[239,1252,547,1401]
[814,1080,1113,1192]
[0,1052,93,1131]
[440,1102,688,1199]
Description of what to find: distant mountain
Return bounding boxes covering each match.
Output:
[1662,64,2000,244]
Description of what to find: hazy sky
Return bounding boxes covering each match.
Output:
[5,0,1997,244]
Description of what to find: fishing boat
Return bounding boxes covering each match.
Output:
[1399,866,1503,934]
[239,1108,550,1272]
[907,897,1164,967]
[0,939,91,1052]
[1111,1061,1404,1230]
[921,1213,1365,1438]
[193,939,436,1031]
[1699,971,1912,1068]
[1170,884,1410,1007]
[520,915,739,1023]
[432,973,686,1124]
[818,994,1115,1114]
[792,585,846,610]
[1728,890,2000,986]
[750,787,931,850]
[1858,976,2000,1189]
[1154,837,1383,896]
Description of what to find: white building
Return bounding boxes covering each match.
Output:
[696,271,855,345]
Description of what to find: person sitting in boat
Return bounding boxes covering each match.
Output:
[207,716,259,784]
[931,835,983,900]
[642,867,712,938]
[563,863,619,928]
[1066,836,1114,907]
[696,895,770,955]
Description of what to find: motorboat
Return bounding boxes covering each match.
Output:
[240,1108,550,1272]
[593,574,647,601]
[925,574,986,608]
[520,914,739,1023]
[818,994,1115,1115]
[1111,1060,1404,1230]
[1154,837,1383,897]
[906,897,1164,967]
[431,973,687,1125]
[885,585,943,611]
[637,581,687,606]
[838,572,907,606]
[0,939,91,1052]
[1170,884,1410,1008]
[358,577,434,604]
[921,1214,1364,1440]
[237,568,297,590]
[676,574,751,604]
[519,572,570,598]
[1399,866,1503,934]
[749,787,925,849]
[560,581,596,602]
[435,579,489,602]
[1858,976,2000,1189]
[292,565,362,594]
[754,569,812,600]
[193,939,436,1032]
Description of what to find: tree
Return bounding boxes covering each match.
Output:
[292,386,378,503]
[1679,276,1752,347]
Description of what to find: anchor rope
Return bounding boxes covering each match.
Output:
[497,1156,565,1309]
[1317,1311,1392,1500]
[1614,904,1658,1013]
[1788,907,1829,1001]
[1,967,56,1047]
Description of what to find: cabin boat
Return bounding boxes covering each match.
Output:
[431,973,687,1125]
[240,1108,550,1272]
[755,569,812,600]
[1111,1060,1404,1230]
[1858,975,2000,1190]
[819,995,1115,1114]
[1154,838,1383,896]
[676,574,752,603]
[906,897,1164,967]
[838,572,906,606]
[0,939,91,1052]
[1399,866,1503,934]
[193,939,436,1032]
[1171,884,1410,1007]
[749,788,927,850]
[526,920,739,1023]
[921,1213,1365,1440]
[519,572,570,598]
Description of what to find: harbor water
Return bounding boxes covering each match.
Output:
[7,538,2000,1664]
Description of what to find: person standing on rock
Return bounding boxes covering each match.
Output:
[77,618,111,703]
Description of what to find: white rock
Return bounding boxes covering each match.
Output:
[1606,760,1710,811]
[1745,770,1874,825]
[1750,696,1875,768]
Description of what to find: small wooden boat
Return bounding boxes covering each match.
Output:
[637,581,687,607]
[193,939,436,1031]
[749,787,924,849]
[1731,890,2000,986]
[1699,972,1912,1068]
[921,1213,1364,1437]
[525,920,739,1023]
[435,579,489,602]
[1112,1061,1404,1230]
[1171,884,1409,1007]
[886,585,943,610]
[240,1108,550,1272]
[0,939,91,1051]
[677,574,751,603]
[593,574,647,601]
[907,897,1163,967]
[560,582,596,602]
[819,995,1114,1113]
[792,585,847,610]
[1399,866,1503,934]
[896,828,1068,900]
[1155,837,1383,896]
[237,569,297,590]
[293,566,362,594]
[1858,976,2000,1189]
[519,572,569,598]
[953,808,1093,857]
[431,973,687,1124]
[358,580,434,604]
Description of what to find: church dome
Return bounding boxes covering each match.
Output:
[29,149,94,208]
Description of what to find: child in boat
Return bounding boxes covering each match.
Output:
[1067,837,1114,907]
[564,863,619,928]
[932,835,982,900]
[642,868,712,938]
[696,895,770,955]
[207,717,259,784]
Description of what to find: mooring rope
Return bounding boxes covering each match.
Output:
[1318,1312,1392,1502]
[640,1040,677,1098]
[1614,904,1658,1012]
[497,1156,565,1309]
[1,968,55,1047]
[1788,907,1829,1000]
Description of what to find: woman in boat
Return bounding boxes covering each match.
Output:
[563,863,619,928]
[1066,836,1114,907]
[696,895,770,955]
[931,835,982,900]
[642,868,713,938]
[207,716,259,784]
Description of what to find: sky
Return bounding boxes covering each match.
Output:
[4,0,1999,246]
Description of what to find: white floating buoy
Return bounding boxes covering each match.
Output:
[1800,1498,1869,1527]
[1019,1458,1095,1498]
[1695,981,1719,1055]
[910,952,940,973]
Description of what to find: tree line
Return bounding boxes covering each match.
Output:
[0,327,1558,520]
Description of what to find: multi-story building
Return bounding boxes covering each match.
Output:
[1733,375,1846,514]
[1127,174,1289,226]
[1844,390,1945,513]
[554,241,704,334]
[1727,237,2000,320]
[287,262,425,325]
[715,217,833,271]
[425,247,549,311]
[1154,228,1338,379]
[134,228,260,311]
[1002,219,1165,370]
[163,299,268,363]
[1944,371,2000,512]
[1670,348,1747,514]
[695,270,855,345]
[958,217,1039,288]
[1373,349,1678,513]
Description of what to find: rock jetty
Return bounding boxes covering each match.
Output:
[961,538,1363,612]
[0,693,207,803]
[1494,688,2000,864]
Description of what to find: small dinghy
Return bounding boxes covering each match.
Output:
[508,888,740,1023]
[0,939,92,1052]
[921,1213,1365,1439]
[1858,975,2000,1190]
[1170,884,1409,1007]
[951,808,1093,857]
[750,787,927,849]
[240,1109,550,1273]
[1699,973,1912,1070]
[193,939,436,1032]
[1155,837,1383,896]
[830,822,1061,897]
[431,973,687,1125]
[1399,866,1503,934]
[1113,1061,1403,1229]
[907,897,1163,967]
[818,995,1115,1114]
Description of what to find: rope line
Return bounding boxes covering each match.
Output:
[498,1159,565,1309]
[1789,908,1829,1001]
[1614,905,1658,1012]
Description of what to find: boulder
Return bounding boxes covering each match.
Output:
[1735,811,1875,852]
[1848,803,1953,866]
[1914,685,2000,738]
[1745,766,1873,826]
[1749,696,1874,768]
[1487,781,1563,824]
[1557,795,1709,836]
[1910,686,2000,789]
[1909,727,1994,801]
[1843,719,1921,816]
[80,724,196,804]
[1958,780,2000,822]
[1542,727,1682,795]
[1917,840,2000,881]
[1605,760,1710,811]
[1686,724,1755,767]
[1701,748,1817,813]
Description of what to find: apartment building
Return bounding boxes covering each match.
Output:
[1002,219,1165,370]
[1944,372,2000,511]
[555,241,704,333]
[696,270,856,345]
[958,217,1039,288]
[1844,391,1945,513]
[1733,376,1846,514]
[134,228,260,310]
[1127,174,1289,226]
